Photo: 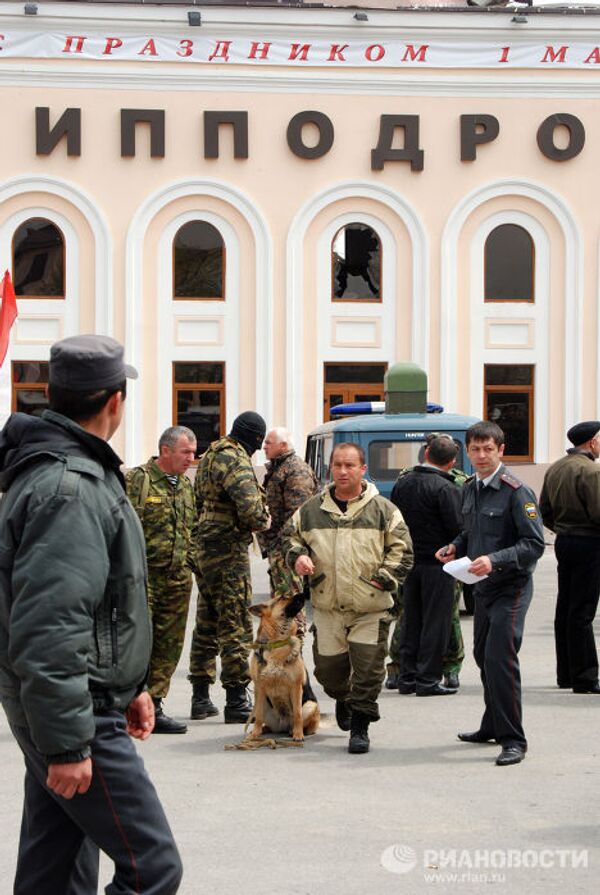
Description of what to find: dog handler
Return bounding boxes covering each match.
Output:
[285,442,413,753]
[0,335,182,894]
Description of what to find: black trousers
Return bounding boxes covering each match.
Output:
[11,711,182,895]
[398,563,454,691]
[554,534,600,689]
[473,578,532,749]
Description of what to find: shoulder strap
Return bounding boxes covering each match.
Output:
[129,468,151,516]
[500,472,522,491]
[57,465,81,498]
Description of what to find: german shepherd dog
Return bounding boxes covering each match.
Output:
[249,592,320,742]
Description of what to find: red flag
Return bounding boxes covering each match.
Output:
[0,270,18,368]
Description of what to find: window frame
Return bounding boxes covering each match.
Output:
[483,364,535,463]
[12,217,66,300]
[11,361,49,415]
[484,223,535,304]
[172,220,226,302]
[172,361,226,460]
[331,222,382,304]
[323,361,387,421]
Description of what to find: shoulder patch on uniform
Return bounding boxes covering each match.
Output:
[145,496,162,504]
[524,502,538,519]
[500,472,522,490]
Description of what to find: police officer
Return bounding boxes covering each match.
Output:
[188,411,270,723]
[391,435,463,696]
[0,335,182,894]
[436,421,545,767]
[386,442,467,690]
[126,426,197,733]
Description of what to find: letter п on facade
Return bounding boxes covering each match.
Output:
[203,111,249,159]
[121,109,165,158]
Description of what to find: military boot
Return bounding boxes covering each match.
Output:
[190,682,219,720]
[348,712,370,754]
[385,663,400,690]
[224,685,253,724]
[152,698,188,734]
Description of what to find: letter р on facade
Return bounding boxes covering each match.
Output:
[1,0,599,472]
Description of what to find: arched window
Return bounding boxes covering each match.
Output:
[332,223,381,301]
[173,221,225,300]
[484,224,534,302]
[12,218,65,298]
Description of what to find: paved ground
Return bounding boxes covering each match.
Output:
[1,547,599,894]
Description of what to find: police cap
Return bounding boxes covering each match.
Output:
[49,334,138,391]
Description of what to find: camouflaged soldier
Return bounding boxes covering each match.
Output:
[386,440,467,690]
[189,411,270,723]
[256,427,319,633]
[126,426,197,734]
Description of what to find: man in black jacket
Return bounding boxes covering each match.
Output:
[0,335,182,894]
[391,435,463,696]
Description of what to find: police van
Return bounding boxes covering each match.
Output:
[304,362,479,501]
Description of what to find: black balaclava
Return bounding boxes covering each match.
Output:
[230,411,266,455]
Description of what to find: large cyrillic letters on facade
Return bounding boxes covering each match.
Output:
[536,113,585,161]
[121,109,165,157]
[371,115,424,171]
[287,111,334,159]
[36,107,81,157]
[460,114,500,161]
[204,111,249,159]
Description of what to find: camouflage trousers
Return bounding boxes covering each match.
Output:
[147,566,193,699]
[388,581,465,676]
[266,547,307,639]
[188,541,253,688]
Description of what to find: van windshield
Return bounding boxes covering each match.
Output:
[368,439,465,480]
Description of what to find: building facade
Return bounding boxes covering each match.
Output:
[0,0,598,466]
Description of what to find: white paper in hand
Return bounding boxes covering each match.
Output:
[442,556,488,585]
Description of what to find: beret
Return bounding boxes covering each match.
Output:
[567,420,600,446]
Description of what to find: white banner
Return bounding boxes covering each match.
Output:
[1,30,600,69]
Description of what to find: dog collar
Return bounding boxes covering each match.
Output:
[252,637,291,651]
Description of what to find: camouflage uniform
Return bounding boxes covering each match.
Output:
[387,465,467,679]
[189,436,269,687]
[256,450,319,635]
[126,458,196,699]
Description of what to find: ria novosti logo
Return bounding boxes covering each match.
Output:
[380,844,418,875]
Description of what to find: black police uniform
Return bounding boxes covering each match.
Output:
[391,465,463,692]
[453,465,545,749]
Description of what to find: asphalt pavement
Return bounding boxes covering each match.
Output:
[1,546,599,894]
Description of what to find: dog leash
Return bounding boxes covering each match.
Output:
[224,736,304,751]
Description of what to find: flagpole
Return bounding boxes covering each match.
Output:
[0,337,11,428]
[0,270,18,429]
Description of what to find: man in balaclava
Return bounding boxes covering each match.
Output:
[188,411,271,722]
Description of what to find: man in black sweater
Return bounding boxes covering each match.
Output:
[391,435,463,696]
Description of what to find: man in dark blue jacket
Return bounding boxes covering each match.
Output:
[0,335,182,894]
[391,435,463,696]
[436,421,545,767]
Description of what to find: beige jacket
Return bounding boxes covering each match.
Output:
[284,481,413,613]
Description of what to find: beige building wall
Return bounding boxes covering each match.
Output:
[1,3,599,465]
